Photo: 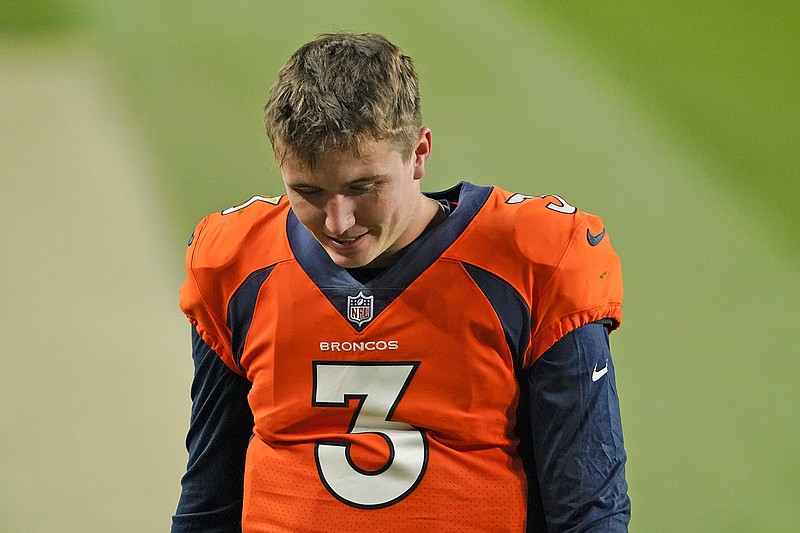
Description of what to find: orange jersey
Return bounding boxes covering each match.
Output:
[180,183,622,532]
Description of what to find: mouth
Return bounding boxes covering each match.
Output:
[328,233,367,247]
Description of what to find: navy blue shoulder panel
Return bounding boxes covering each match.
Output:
[226,265,277,372]
[287,182,494,332]
[461,262,531,368]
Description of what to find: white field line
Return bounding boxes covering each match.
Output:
[0,39,189,532]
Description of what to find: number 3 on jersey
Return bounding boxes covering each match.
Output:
[312,362,429,509]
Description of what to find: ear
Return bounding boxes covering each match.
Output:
[412,128,432,180]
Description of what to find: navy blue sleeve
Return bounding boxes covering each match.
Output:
[524,322,630,532]
[171,328,254,533]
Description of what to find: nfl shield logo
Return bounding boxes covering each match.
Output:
[347,291,374,326]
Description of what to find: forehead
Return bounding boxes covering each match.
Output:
[281,139,405,185]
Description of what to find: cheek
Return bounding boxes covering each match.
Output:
[361,198,398,230]
[290,200,324,229]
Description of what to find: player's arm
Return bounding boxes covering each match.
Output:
[171,327,253,533]
[524,321,630,532]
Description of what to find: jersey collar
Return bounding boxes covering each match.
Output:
[286,181,493,331]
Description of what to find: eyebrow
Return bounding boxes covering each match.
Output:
[347,174,386,185]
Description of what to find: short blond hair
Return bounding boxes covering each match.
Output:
[264,33,422,168]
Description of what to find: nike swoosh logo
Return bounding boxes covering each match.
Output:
[591,362,609,382]
[587,228,606,246]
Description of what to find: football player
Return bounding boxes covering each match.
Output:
[172,33,630,532]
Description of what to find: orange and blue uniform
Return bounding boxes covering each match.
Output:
[173,182,629,532]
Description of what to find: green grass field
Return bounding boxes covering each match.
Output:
[2,1,798,531]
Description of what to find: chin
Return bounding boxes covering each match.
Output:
[326,250,374,269]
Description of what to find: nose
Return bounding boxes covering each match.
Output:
[324,195,356,236]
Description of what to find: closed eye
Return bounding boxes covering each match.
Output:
[348,183,377,194]
[347,178,385,194]
[290,186,323,197]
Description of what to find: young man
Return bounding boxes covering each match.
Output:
[173,33,630,532]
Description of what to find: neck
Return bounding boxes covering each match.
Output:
[365,196,443,269]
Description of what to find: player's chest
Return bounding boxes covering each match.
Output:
[236,260,521,438]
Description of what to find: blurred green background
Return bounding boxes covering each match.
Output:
[2,1,798,531]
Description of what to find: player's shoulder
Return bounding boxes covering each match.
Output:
[187,194,292,271]
[479,187,610,265]
[488,187,584,226]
